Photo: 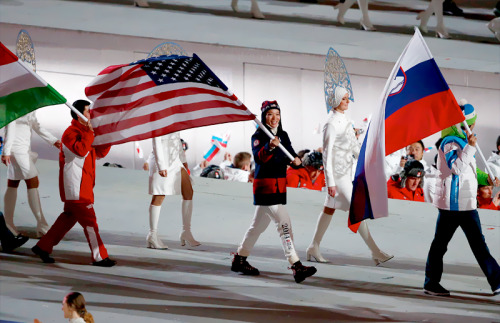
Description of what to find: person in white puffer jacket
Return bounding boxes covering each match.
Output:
[306,86,393,265]
[424,102,500,297]
[147,131,200,250]
[486,135,500,197]
[1,111,61,238]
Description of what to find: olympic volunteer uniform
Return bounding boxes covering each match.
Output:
[2,111,58,236]
[35,119,111,263]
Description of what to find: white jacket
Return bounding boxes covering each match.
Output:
[323,110,360,187]
[433,135,477,211]
[152,132,187,172]
[2,111,57,156]
[486,151,500,180]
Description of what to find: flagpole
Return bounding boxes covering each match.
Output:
[462,121,495,178]
[253,119,294,161]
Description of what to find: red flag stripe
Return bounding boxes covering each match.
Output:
[0,42,18,66]
[91,85,242,118]
[85,65,145,99]
[92,113,255,148]
[93,100,250,135]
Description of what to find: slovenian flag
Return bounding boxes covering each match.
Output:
[348,29,465,231]
[0,42,66,128]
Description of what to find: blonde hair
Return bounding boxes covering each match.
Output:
[65,292,94,323]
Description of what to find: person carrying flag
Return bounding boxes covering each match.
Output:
[306,87,393,265]
[32,100,116,267]
[147,131,201,249]
[231,100,317,283]
[424,103,500,296]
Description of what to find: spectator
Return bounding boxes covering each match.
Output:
[424,102,500,296]
[387,160,425,202]
[31,100,116,267]
[220,152,252,182]
[486,135,500,192]
[200,164,225,179]
[62,292,94,323]
[286,151,325,191]
[477,185,500,211]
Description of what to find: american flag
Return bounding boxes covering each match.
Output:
[85,54,255,148]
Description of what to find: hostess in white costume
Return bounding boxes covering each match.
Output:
[306,87,393,265]
[2,111,59,237]
[147,132,200,249]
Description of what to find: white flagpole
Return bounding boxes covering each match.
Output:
[253,118,294,161]
[64,102,88,122]
[462,121,495,178]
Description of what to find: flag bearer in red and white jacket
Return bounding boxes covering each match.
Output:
[32,100,116,267]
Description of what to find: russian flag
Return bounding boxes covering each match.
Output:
[348,29,465,231]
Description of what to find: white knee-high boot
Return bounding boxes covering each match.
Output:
[134,0,149,8]
[250,0,265,19]
[432,0,449,38]
[27,188,49,237]
[4,187,19,236]
[306,212,333,263]
[147,204,168,249]
[180,200,201,247]
[357,0,375,31]
[336,0,357,25]
[357,220,393,265]
[231,0,239,12]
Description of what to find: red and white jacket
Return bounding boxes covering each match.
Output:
[59,120,110,204]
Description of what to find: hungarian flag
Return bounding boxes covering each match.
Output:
[85,54,255,148]
[348,29,465,231]
[0,42,66,128]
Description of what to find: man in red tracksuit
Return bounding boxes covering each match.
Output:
[387,159,425,202]
[32,100,116,267]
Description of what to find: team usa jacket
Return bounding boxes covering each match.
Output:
[59,119,110,204]
[251,128,297,206]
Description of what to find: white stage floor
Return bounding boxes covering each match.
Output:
[1,159,499,322]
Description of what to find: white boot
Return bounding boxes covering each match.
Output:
[231,0,239,12]
[180,200,201,247]
[432,0,450,38]
[147,205,168,249]
[27,188,49,237]
[306,212,333,263]
[250,0,265,19]
[134,0,149,8]
[357,0,376,31]
[357,221,393,266]
[336,0,356,25]
[4,187,19,236]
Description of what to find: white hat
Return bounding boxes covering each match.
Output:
[332,87,348,109]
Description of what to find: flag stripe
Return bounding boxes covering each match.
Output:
[93,99,249,135]
[85,64,143,99]
[0,61,47,97]
[385,89,463,155]
[0,43,18,66]
[93,113,254,148]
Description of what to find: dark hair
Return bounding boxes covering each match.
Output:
[414,140,425,151]
[71,100,91,120]
[496,135,500,151]
[200,165,224,179]
[233,152,252,169]
[65,292,94,323]
[297,149,311,160]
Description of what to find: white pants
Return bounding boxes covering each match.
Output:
[324,174,352,211]
[238,205,300,265]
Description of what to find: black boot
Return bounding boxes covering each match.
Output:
[32,245,55,263]
[291,261,317,283]
[443,0,463,16]
[0,212,29,253]
[231,254,260,275]
[92,257,117,267]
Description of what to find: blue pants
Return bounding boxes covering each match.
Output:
[425,209,500,291]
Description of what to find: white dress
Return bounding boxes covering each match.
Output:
[322,110,361,211]
[2,112,58,180]
[148,132,188,195]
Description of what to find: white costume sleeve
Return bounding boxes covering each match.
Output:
[323,121,336,187]
[30,112,58,146]
[153,136,167,171]
[2,122,15,156]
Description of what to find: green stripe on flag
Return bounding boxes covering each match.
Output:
[0,84,66,128]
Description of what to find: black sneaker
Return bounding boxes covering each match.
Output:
[231,254,260,275]
[443,1,463,16]
[92,257,117,267]
[424,283,450,296]
[1,234,29,253]
[291,261,317,283]
[32,245,55,263]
